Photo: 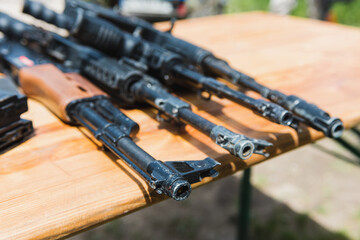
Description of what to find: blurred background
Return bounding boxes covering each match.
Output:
[90,0,360,26]
[0,0,359,239]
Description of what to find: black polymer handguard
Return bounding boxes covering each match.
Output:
[56,0,345,138]
[61,0,221,66]
[22,0,296,130]
[23,0,126,55]
[0,36,220,201]
[0,75,33,153]
[0,13,273,159]
[67,96,220,200]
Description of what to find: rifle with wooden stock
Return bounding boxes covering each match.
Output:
[0,12,274,159]
[0,38,220,201]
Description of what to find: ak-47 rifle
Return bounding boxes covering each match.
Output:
[30,0,344,138]
[0,73,33,153]
[0,12,273,159]
[0,38,220,200]
[21,0,298,130]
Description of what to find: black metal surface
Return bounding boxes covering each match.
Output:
[93,98,139,137]
[0,75,33,153]
[202,57,344,138]
[0,13,272,159]
[132,80,271,159]
[0,37,220,201]
[57,0,344,138]
[132,80,191,122]
[21,1,296,129]
[171,64,294,127]
[0,88,27,127]
[67,98,220,200]
[0,119,33,154]
[23,0,73,30]
[238,168,252,240]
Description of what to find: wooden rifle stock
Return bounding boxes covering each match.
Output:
[18,64,105,122]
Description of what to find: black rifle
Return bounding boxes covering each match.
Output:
[41,0,344,139]
[0,73,33,153]
[0,38,220,200]
[0,12,273,159]
[21,0,298,130]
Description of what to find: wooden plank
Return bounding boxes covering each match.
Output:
[1,12,360,239]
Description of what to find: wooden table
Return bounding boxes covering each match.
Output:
[1,12,360,239]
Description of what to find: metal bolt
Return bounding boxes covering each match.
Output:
[217,135,225,144]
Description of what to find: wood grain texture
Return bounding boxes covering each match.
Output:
[1,12,360,239]
[19,64,106,122]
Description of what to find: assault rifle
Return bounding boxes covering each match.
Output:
[21,0,298,130]
[0,73,33,153]
[32,0,344,138]
[0,38,220,200]
[0,12,273,159]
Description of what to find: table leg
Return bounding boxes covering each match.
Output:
[237,167,252,240]
[335,136,360,159]
[351,127,360,138]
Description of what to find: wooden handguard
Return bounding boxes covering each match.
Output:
[18,64,106,122]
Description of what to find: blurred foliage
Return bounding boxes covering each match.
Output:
[84,0,360,27]
[226,0,360,27]
[332,0,360,26]
[226,0,269,13]
[290,0,307,17]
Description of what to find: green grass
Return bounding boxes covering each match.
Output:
[332,0,360,27]
[226,0,269,13]
[290,0,307,17]
[226,0,360,27]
